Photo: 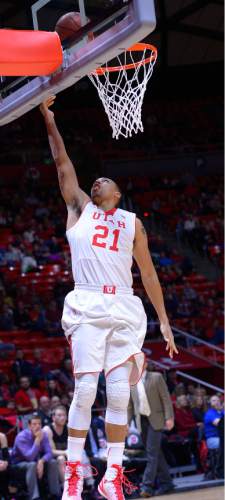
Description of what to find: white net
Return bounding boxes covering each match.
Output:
[89,44,157,140]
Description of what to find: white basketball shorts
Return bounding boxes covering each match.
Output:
[61,284,147,386]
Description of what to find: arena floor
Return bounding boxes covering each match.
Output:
[136,486,224,500]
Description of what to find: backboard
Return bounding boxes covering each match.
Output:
[0,0,156,126]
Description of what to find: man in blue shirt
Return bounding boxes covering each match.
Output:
[204,395,224,479]
[204,395,224,449]
[11,413,61,500]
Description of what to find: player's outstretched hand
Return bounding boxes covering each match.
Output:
[40,95,56,119]
[160,321,178,359]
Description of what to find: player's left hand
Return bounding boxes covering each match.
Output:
[160,321,178,359]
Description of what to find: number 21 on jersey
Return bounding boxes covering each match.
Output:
[92,225,120,252]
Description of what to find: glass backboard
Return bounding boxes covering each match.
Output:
[0,0,156,126]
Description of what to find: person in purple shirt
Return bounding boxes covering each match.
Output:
[11,414,61,500]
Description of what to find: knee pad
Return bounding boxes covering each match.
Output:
[105,365,132,425]
[68,373,98,430]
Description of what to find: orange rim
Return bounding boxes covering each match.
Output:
[93,43,157,75]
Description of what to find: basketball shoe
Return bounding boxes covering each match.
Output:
[62,461,84,499]
[98,464,137,499]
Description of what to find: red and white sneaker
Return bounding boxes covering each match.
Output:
[62,461,84,499]
[98,464,137,500]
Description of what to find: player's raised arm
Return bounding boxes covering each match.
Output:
[133,218,178,359]
[40,96,90,212]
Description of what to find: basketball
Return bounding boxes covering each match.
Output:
[55,12,83,42]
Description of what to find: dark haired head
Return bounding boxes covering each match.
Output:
[28,412,42,424]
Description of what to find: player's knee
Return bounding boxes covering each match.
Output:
[68,373,98,429]
[74,380,97,410]
[106,380,130,425]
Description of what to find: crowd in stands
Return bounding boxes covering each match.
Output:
[0,352,224,499]
[0,95,223,166]
[122,173,224,264]
[0,168,223,344]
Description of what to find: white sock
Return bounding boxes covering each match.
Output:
[107,442,125,468]
[67,436,85,463]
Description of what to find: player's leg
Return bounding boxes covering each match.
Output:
[62,371,99,500]
[105,362,132,466]
[98,362,136,500]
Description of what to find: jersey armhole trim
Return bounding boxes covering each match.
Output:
[66,201,92,235]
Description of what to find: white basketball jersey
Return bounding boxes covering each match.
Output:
[66,202,136,288]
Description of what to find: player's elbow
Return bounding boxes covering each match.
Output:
[56,160,67,174]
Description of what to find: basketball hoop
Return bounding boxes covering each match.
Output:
[89,43,157,140]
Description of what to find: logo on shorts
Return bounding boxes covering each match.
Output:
[103,285,116,294]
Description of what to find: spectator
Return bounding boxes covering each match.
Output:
[183,284,197,302]
[32,348,48,386]
[204,395,224,479]
[185,384,195,406]
[21,251,37,274]
[50,396,61,411]
[194,387,207,398]
[176,300,193,318]
[204,395,224,450]
[191,395,206,441]
[174,383,186,399]
[0,303,15,330]
[206,320,224,345]
[87,415,107,460]
[165,292,178,319]
[189,319,202,339]
[12,349,33,380]
[56,359,74,392]
[47,378,62,399]
[181,256,193,275]
[14,376,41,426]
[14,301,30,329]
[45,300,62,336]
[175,394,200,468]
[11,413,61,499]
[38,396,52,427]
[43,405,68,484]
[192,395,207,423]
[60,394,70,412]
[175,395,197,438]
[0,432,10,499]
[158,252,173,267]
[130,362,174,497]
[217,414,224,479]
[63,345,71,361]
[0,431,19,497]
[0,373,11,406]
[28,303,46,331]
[0,337,15,357]
[5,244,22,266]
[47,236,62,254]
[166,370,179,395]
[184,216,196,242]
[23,226,36,244]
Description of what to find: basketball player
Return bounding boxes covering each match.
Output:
[40,95,178,500]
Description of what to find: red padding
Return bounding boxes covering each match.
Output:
[0,29,63,76]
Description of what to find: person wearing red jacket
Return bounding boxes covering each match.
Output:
[175,394,201,468]
[175,395,197,437]
[15,376,42,428]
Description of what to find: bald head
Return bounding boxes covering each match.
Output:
[39,396,50,411]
